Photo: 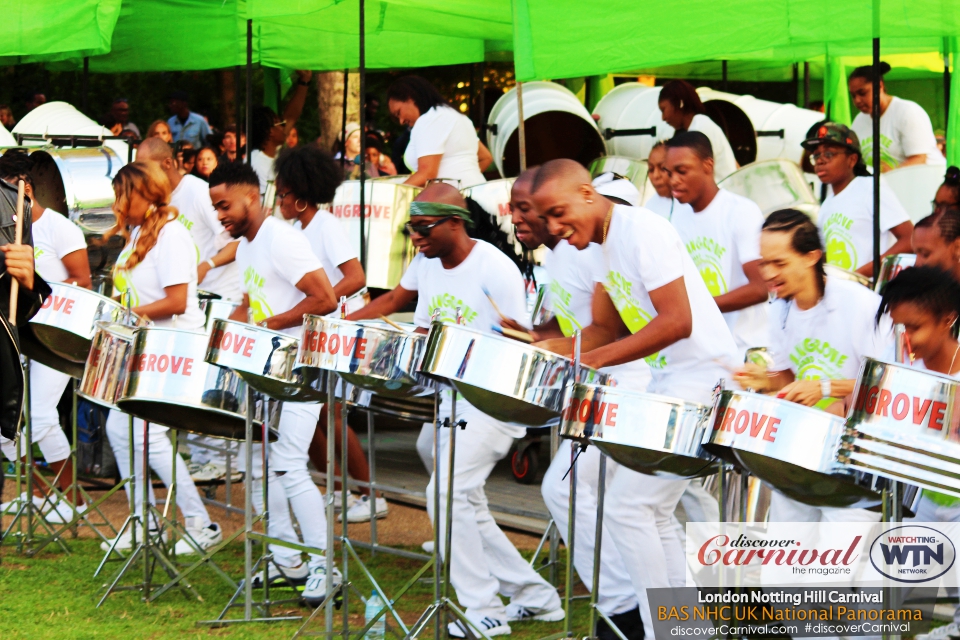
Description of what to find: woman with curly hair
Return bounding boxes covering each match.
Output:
[100,161,222,555]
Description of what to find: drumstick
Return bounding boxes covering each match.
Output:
[481,286,509,323]
[379,315,410,332]
[491,324,534,343]
[7,180,25,326]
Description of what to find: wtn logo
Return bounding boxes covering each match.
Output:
[870,525,956,583]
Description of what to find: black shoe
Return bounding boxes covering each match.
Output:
[597,607,644,640]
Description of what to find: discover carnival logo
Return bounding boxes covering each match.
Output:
[869,525,956,584]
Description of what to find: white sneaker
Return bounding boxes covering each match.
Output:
[251,561,310,588]
[1,492,46,514]
[190,462,226,482]
[421,540,435,553]
[918,623,960,640]
[99,526,166,553]
[341,495,389,522]
[448,613,512,638]
[330,492,358,513]
[505,603,565,622]
[43,497,89,524]
[173,522,223,555]
[301,562,343,607]
[187,461,204,475]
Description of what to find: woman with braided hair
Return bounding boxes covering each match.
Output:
[99,161,222,555]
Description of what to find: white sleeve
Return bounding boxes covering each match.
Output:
[899,101,940,159]
[55,216,88,258]
[399,253,423,292]
[156,225,195,288]
[485,254,528,324]
[879,178,910,232]
[412,108,456,158]
[321,215,358,268]
[272,228,323,288]
[637,217,686,291]
[733,200,763,264]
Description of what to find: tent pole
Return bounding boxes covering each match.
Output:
[803,62,810,109]
[81,58,89,114]
[234,66,241,130]
[245,20,252,166]
[722,60,728,92]
[872,37,881,281]
[340,70,349,171]
[792,63,799,106]
[478,63,486,134]
[517,81,527,173]
[359,0,367,271]
[945,38,952,131]
[470,63,478,127]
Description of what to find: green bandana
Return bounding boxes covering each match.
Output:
[408,201,475,229]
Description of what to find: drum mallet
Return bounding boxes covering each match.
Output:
[7,180,25,325]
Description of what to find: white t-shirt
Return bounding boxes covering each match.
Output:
[819,176,910,271]
[851,96,945,171]
[768,277,893,380]
[404,106,485,188]
[32,209,86,283]
[294,209,358,289]
[644,194,691,221]
[235,216,323,336]
[689,114,739,181]
[170,174,241,300]
[598,205,740,403]
[670,189,768,352]
[112,219,205,330]
[250,149,276,195]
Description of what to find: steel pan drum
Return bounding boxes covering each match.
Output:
[588,156,649,197]
[330,289,372,318]
[78,322,136,411]
[560,383,716,478]
[118,326,276,441]
[842,358,960,497]
[825,264,872,289]
[298,316,433,397]
[27,281,138,366]
[874,254,916,294]
[713,389,910,510]
[718,159,820,220]
[201,297,240,331]
[206,319,327,403]
[418,322,609,426]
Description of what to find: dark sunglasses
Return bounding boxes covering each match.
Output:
[405,217,452,237]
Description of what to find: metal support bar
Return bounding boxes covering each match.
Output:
[603,127,656,140]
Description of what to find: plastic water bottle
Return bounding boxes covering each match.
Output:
[364,591,386,640]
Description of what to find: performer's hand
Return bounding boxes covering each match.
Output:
[197,261,211,284]
[732,362,769,393]
[1,244,35,291]
[580,351,606,370]
[777,380,822,406]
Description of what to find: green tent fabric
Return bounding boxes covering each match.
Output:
[949,38,960,166]
[0,0,121,59]
[824,56,852,125]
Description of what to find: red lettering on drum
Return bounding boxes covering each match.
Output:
[750,413,768,437]
[133,353,196,376]
[41,295,76,314]
[876,389,892,416]
[342,336,357,355]
[147,354,158,371]
[211,328,224,349]
[892,393,909,421]
[931,402,948,431]
[157,355,169,372]
[913,398,932,424]
[356,337,367,359]
[606,404,618,427]
[183,358,194,376]
[734,410,749,434]
[317,331,327,352]
[171,356,185,373]
[328,334,340,353]
[763,417,781,442]
[565,398,580,421]
[222,331,233,350]
[578,400,592,422]
[243,338,254,357]
[715,407,736,432]
[865,386,880,413]
[857,385,951,432]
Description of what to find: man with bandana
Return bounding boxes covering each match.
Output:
[349,183,563,637]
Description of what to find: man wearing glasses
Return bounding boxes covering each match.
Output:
[804,122,913,278]
[348,183,564,637]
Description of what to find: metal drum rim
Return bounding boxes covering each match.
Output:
[424,321,582,368]
[720,388,847,423]
[855,356,958,384]
[134,325,209,338]
[208,317,292,344]
[570,381,710,412]
[302,314,420,340]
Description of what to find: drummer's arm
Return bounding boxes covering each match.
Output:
[502,316,565,341]
[733,364,793,394]
[229,294,250,321]
[333,258,365,299]
[714,260,767,313]
[778,377,856,407]
[346,285,416,321]
[404,156,441,187]
[198,241,238,284]
[266,269,337,331]
[132,283,188,321]
[855,221,914,277]
[61,248,92,289]
[535,285,629,357]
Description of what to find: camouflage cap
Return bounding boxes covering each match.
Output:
[801,122,862,154]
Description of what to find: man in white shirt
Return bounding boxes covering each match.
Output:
[665,131,768,354]
[349,184,563,638]
[803,123,913,277]
[209,161,339,606]
[530,159,740,639]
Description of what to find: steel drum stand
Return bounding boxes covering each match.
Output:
[526,422,562,586]
[198,387,303,627]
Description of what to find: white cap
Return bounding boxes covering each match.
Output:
[592,172,640,207]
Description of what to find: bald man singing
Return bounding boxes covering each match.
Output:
[531,159,740,638]
[350,184,563,637]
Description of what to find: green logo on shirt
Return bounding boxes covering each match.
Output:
[112,245,140,307]
[789,337,850,380]
[684,237,728,296]
[603,270,666,369]
[428,293,478,325]
[548,280,582,337]
[822,212,857,270]
[243,266,273,323]
[859,134,899,172]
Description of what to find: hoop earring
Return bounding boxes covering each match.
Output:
[296,199,308,213]
[145,204,156,218]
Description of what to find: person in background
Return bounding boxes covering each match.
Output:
[803,122,913,277]
[366,131,397,176]
[913,206,960,278]
[364,93,384,136]
[102,115,123,137]
[179,147,197,176]
[0,105,15,130]
[849,62,945,172]
[391,126,412,174]
[109,98,140,138]
[644,140,692,220]
[657,80,738,181]
[933,166,960,215]
[193,147,219,182]
[146,119,173,144]
[219,125,240,164]
[249,70,314,195]
[24,90,46,114]
[334,122,362,175]
[387,75,492,188]
[167,91,211,149]
[285,126,299,149]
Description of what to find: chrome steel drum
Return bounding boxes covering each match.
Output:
[560,383,716,478]
[78,322,136,411]
[201,297,240,331]
[329,289,372,318]
[27,281,138,366]
[588,156,648,196]
[418,322,609,426]
[206,319,327,403]
[357,392,436,424]
[842,358,960,498]
[118,327,276,441]
[874,254,916,294]
[298,316,432,397]
[825,264,872,289]
[714,389,913,510]
[719,159,819,220]
[329,181,421,289]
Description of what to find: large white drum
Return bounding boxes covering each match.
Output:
[883,164,944,223]
[718,159,820,220]
[0,123,14,147]
[12,101,130,162]
[592,84,664,163]
[486,81,606,178]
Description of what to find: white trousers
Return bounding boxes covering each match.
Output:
[244,401,327,568]
[0,361,72,463]
[768,491,882,524]
[104,410,211,528]
[907,495,960,624]
[187,434,234,466]
[541,441,638,616]
[426,402,561,619]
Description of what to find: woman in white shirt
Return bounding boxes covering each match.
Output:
[387,76,492,188]
[100,161,221,554]
[657,80,738,181]
[848,62,945,172]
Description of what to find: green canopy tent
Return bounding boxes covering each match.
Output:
[0,0,122,61]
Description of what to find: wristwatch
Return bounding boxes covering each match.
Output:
[820,379,832,398]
